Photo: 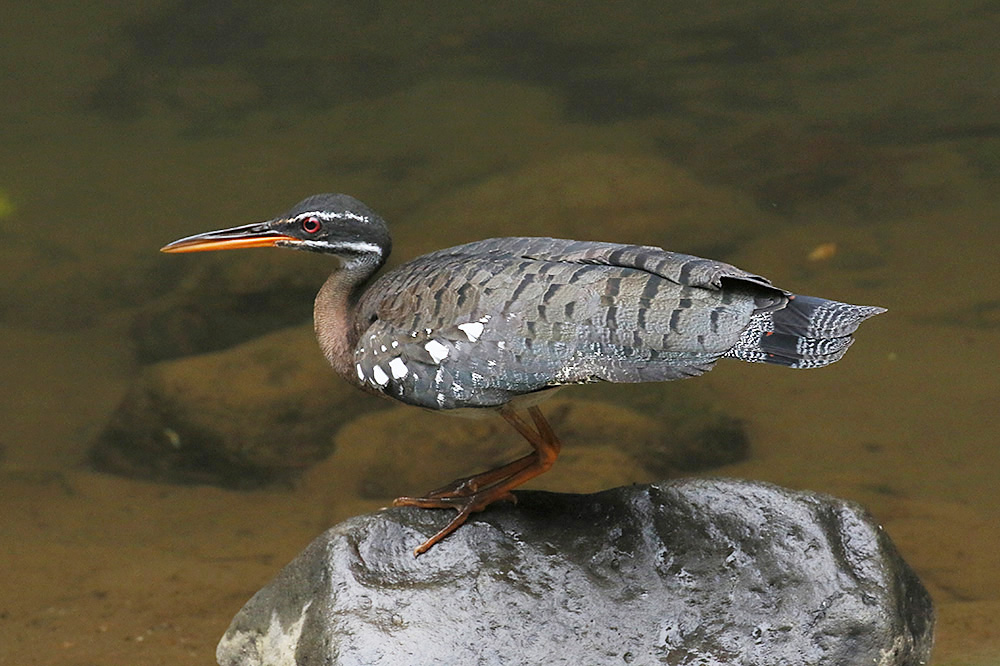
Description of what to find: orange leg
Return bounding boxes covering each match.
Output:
[392,405,562,556]
[420,456,536,500]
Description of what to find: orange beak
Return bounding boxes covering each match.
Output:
[160,221,299,253]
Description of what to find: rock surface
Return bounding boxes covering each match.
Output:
[91,325,382,487]
[217,478,934,666]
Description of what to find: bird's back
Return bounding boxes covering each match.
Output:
[348,238,883,410]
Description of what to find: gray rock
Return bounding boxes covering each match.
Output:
[218,479,934,666]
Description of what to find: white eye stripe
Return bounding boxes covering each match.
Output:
[294,239,383,255]
[294,210,370,223]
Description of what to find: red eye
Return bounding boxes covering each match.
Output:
[301,216,321,234]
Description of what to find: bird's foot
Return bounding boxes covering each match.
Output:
[391,406,561,556]
[392,491,515,556]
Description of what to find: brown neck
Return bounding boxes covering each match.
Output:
[313,256,382,384]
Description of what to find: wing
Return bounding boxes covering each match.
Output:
[350,238,788,410]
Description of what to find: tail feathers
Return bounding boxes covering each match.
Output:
[775,294,886,338]
[726,294,885,369]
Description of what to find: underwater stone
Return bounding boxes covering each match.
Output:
[90,325,381,488]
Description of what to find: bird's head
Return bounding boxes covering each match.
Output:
[161,193,391,263]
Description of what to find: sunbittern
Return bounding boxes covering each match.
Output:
[162,194,885,555]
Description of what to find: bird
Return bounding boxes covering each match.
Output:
[162,193,886,555]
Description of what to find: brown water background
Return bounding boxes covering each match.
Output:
[1,2,998,664]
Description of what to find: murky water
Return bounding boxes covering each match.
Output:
[2,2,998,664]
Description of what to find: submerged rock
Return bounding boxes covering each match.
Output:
[395,152,762,260]
[94,322,746,490]
[90,325,381,488]
[217,478,934,665]
[131,251,331,363]
[322,397,745,501]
